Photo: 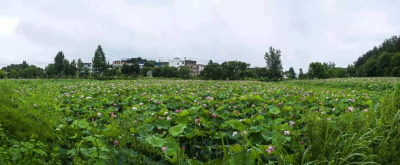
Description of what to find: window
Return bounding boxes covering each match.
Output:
[177,63,179,65]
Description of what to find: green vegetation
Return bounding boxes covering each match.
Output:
[0,78,399,164]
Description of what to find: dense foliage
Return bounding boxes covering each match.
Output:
[1,61,45,79]
[1,78,399,164]
[353,35,400,77]
[264,47,283,80]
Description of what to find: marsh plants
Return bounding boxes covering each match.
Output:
[0,78,400,164]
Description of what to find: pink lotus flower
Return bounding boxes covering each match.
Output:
[301,141,304,145]
[234,106,237,109]
[363,109,368,112]
[289,121,295,127]
[266,145,274,153]
[236,111,239,115]
[182,146,186,150]
[113,103,117,106]
[162,147,167,151]
[202,104,207,108]
[114,140,119,146]
[195,118,200,123]
[332,108,335,112]
[113,115,117,119]
[212,113,217,118]
[97,112,101,117]
[348,107,354,111]
[175,110,179,113]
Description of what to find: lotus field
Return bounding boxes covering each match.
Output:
[1,78,400,164]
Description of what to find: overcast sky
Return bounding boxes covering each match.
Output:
[1,0,400,71]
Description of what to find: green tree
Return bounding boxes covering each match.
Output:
[54,51,65,76]
[254,67,268,78]
[363,58,378,77]
[288,67,296,79]
[141,67,152,77]
[45,64,56,78]
[244,69,256,78]
[391,52,400,76]
[0,70,6,79]
[377,52,392,76]
[298,68,305,79]
[336,68,348,78]
[201,60,221,80]
[69,59,77,77]
[116,69,122,77]
[220,61,249,80]
[327,69,336,78]
[92,45,107,75]
[10,69,18,78]
[62,59,69,77]
[178,66,190,79]
[84,68,90,77]
[77,58,84,74]
[264,46,283,80]
[308,62,327,79]
[347,64,357,77]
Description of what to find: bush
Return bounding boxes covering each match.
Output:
[0,70,6,79]
[0,81,61,141]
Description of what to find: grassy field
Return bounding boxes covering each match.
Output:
[1,78,400,164]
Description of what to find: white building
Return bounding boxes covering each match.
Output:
[169,58,185,68]
[83,63,92,73]
[198,64,205,72]
[139,62,144,69]
[112,61,124,68]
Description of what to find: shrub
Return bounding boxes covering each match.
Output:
[0,70,6,79]
[0,81,61,141]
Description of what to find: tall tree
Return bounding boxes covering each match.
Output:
[92,45,107,75]
[178,66,191,79]
[288,67,296,79]
[308,62,327,79]
[298,68,305,79]
[62,59,69,76]
[200,60,221,80]
[0,70,6,79]
[264,46,283,80]
[77,58,84,74]
[54,51,65,76]
[69,59,77,77]
[45,64,56,78]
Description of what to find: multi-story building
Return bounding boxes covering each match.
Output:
[83,63,92,73]
[169,58,185,68]
[185,60,200,76]
[112,61,124,68]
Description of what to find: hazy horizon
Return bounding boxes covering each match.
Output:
[1,0,400,71]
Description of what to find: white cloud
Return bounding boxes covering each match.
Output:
[0,0,400,71]
[0,16,19,35]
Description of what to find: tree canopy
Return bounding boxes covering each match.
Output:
[264,46,283,80]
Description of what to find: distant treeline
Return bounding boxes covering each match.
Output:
[1,35,400,80]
